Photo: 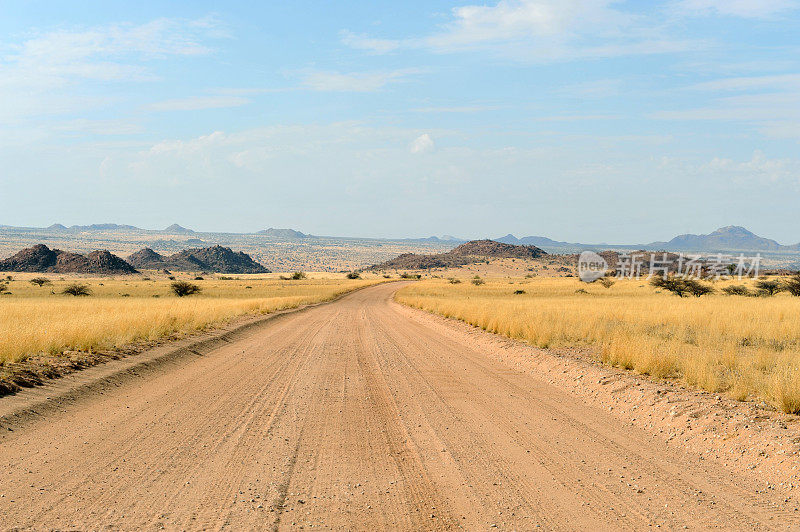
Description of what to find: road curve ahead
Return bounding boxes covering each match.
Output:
[0,282,795,530]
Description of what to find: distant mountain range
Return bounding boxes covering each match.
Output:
[42,223,196,234]
[1,223,798,254]
[498,226,800,254]
[646,226,799,252]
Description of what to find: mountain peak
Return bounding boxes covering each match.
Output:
[712,226,755,236]
[164,224,193,233]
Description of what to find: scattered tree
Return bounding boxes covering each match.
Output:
[171,281,202,297]
[62,283,92,297]
[755,279,783,296]
[684,278,714,297]
[29,277,51,287]
[722,285,751,296]
[471,275,485,286]
[346,271,361,279]
[291,271,307,280]
[650,275,713,297]
[784,273,800,296]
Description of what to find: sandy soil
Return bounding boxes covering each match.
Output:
[1,283,798,530]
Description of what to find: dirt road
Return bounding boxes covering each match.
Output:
[1,283,796,530]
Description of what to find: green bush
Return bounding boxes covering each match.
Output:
[171,281,202,297]
[62,283,92,297]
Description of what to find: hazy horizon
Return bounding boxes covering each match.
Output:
[2,1,799,243]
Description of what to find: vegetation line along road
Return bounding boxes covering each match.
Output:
[0,274,383,395]
[395,276,800,413]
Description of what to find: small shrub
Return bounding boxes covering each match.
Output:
[383,274,391,278]
[194,276,204,281]
[29,277,51,287]
[513,289,526,295]
[346,271,361,279]
[598,278,615,289]
[722,285,751,296]
[168,276,176,280]
[171,281,202,297]
[219,276,233,280]
[755,279,783,296]
[62,283,92,297]
[448,278,462,284]
[291,271,307,280]
[471,276,484,286]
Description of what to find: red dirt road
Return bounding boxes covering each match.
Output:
[0,283,796,530]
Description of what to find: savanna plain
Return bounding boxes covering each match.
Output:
[396,275,800,413]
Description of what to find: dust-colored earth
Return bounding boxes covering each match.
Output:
[1,283,798,530]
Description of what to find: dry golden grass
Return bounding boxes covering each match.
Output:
[0,274,380,365]
[396,277,800,413]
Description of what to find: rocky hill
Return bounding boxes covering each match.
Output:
[0,244,137,274]
[373,239,547,270]
[258,228,308,239]
[127,245,269,274]
[162,224,194,234]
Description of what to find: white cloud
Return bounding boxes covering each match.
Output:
[339,30,400,54]
[0,17,222,120]
[410,133,435,154]
[698,150,800,184]
[147,96,251,111]
[298,68,421,92]
[410,105,503,113]
[426,0,631,48]
[673,0,799,18]
[342,0,699,61]
[688,74,800,91]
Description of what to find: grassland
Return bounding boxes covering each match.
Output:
[0,272,381,365]
[396,277,800,413]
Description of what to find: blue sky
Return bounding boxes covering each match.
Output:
[1,0,799,242]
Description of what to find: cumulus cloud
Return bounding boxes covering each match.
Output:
[410,134,435,154]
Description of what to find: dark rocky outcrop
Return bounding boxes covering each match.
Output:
[373,239,547,270]
[127,245,269,274]
[0,245,137,274]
